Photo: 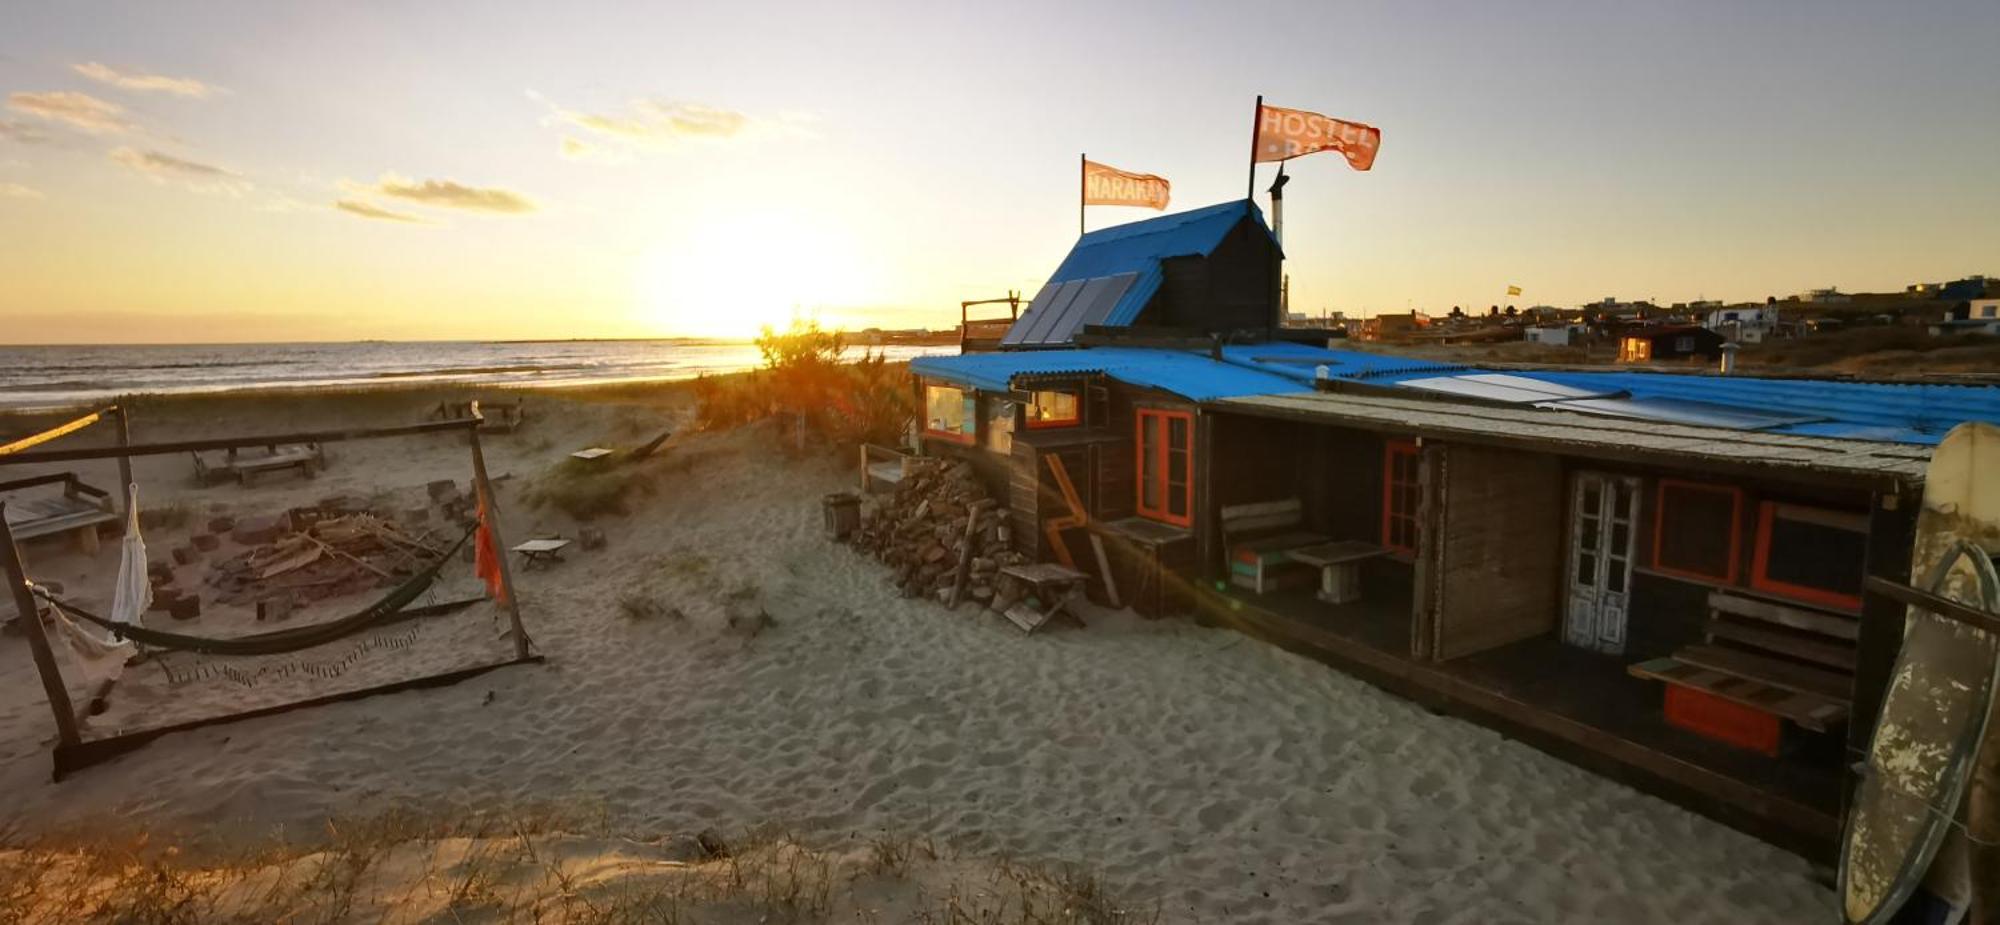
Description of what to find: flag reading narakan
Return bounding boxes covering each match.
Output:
[1083,160,1170,210]
[1254,103,1381,171]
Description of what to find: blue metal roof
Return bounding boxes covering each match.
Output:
[911,342,1454,403]
[1000,200,1275,347]
[916,343,2000,445]
[1515,369,2000,445]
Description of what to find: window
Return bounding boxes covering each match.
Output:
[1752,502,1867,611]
[1136,408,1193,526]
[923,383,975,443]
[1651,479,1741,583]
[984,399,1015,454]
[1025,390,1080,428]
[1674,335,1695,352]
[1381,440,1421,555]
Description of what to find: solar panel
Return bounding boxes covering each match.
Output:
[1398,373,1615,404]
[1000,273,1138,346]
[1549,397,1828,431]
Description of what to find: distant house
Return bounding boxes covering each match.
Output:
[1931,298,2000,335]
[1617,325,1725,363]
[1524,324,1583,347]
[1704,305,1781,343]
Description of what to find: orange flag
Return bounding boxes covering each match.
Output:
[473,481,507,605]
[1083,159,1170,210]
[1254,103,1381,171]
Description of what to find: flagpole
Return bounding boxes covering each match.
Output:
[1079,152,1086,237]
[1246,94,1262,202]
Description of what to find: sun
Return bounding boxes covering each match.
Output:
[635,210,876,340]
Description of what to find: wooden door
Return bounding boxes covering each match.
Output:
[1564,471,1641,654]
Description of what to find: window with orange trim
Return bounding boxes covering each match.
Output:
[1651,479,1741,583]
[1025,390,1080,428]
[1135,408,1193,526]
[1380,440,1421,554]
[1751,501,1867,611]
[923,383,975,444]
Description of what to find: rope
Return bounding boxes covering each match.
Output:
[25,521,476,656]
[155,625,425,688]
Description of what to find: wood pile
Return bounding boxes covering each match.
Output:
[852,461,1026,605]
[203,510,451,608]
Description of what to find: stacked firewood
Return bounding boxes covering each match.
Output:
[852,461,1027,605]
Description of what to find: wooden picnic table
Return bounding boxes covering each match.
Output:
[512,537,571,569]
[997,562,1090,634]
[1287,540,1387,605]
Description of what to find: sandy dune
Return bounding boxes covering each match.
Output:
[0,386,1836,923]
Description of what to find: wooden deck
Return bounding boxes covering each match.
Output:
[1198,583,1845,861]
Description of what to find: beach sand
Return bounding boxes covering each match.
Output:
[0,384,1836,922]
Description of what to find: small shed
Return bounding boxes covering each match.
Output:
[1000,200,1282,348]
[1617,325,1725,363]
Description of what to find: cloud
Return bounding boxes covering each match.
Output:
[0,119,49,144]
[0,182,42,200]
[6,90,130,133]
[538,95,811,158]
[374,175,534,213]
[73,62,221,99]
[110,146,251,194]
[335,198,425,223]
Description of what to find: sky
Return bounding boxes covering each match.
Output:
[2,0,1997,344]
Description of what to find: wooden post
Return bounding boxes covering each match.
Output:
[1079,152,1086,237]
[466,419,530,660]
[0,503,81,750]
[112,405,134,517]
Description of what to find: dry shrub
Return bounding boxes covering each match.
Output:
[525,457,654,520]
[693,321,915,450]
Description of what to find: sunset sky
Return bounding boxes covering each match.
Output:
[3,1,1997,344]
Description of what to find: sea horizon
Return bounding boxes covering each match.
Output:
[0,339,953,411]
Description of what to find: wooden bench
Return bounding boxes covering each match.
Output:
[1221,498,1329,594]
[1,472,117,555]
[192,443,326,486]
[859,443,923,494]
[1629,591,1858,741]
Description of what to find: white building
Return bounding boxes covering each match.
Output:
[1524,324,1584,346]
[1705,305,1782,343]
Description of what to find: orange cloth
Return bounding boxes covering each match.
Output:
[1254,103,1380,170]
[474,482,507,605]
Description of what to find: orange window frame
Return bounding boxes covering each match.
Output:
[1380,439,1420,555]
[1750,501,1866,611]
[922,383,975,445]
[1650,478,1742,583]
[1135,408,1194,527]
[1025,390,1081,429]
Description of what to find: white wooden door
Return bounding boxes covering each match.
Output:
[1564,472,1641,653]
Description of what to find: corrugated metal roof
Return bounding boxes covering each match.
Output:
[911,342,1457,403]
[999,200,1274,347]
[1507,370,2000,444]
[1216,391,1932,483]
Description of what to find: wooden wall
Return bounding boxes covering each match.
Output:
[1138,216,1278,334]
[1427,443,1566,660]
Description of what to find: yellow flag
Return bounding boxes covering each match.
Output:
[1506,285,1523,297]
[1083,160,1170,210]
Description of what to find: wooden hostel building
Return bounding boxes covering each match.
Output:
[905,200,2000,858]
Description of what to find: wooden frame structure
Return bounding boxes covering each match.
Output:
[0,403,540,779]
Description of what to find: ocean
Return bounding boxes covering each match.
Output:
[0,340,955,411]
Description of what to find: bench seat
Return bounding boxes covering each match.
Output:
[1629,591,1858,744]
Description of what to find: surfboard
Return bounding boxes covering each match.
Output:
[1840,421,2000,925]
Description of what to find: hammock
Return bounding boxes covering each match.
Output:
[30,522,477,657]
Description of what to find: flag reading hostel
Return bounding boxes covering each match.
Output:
[1082,159,1171,210]
[1255,103,1382,171]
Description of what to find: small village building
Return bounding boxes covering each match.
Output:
[1705,304,1783,343]
[904,199,2000,859]
[1523,324,1583,346]
[1616,324,1725,363]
